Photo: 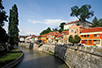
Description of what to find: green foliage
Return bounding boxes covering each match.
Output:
[77,23,80,26]
[0,26,8,43]
[68,35,75,44]
[59,29,64,33]
[92,17,102,27]
[8,4,19,46]
[0,49,22,67]
[74,35,81,43]
[40,27,52,35]
[52,27,58,31]
[0,0,8,27]
[68,35,81,44]
[59,22,66,29]
[0,0,8,43]
[70,4,94,21]
[92,17,99,27]
[99,18,102,27]
[58,22,66,32]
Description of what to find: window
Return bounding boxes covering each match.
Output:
[84,40,87,44]
[70,29,74,32]
[97,40,100,44]
[93,40,97,44]
[97,34,100,37]
[81,35,83,37]
[76,29,78,32]
[94,34,100,37]
[94,34,97,37]
[87,35,89,37]
[84,35,86,37]
[89,40,92,44]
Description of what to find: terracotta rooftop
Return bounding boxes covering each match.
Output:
[41,34,48,37]
[81,27,102,33]
[61,31,69,35]
[79,26,85,29]
[56,33,62,38]
[65,20,79,25]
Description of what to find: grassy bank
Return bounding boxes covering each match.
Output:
[0,48,22,67]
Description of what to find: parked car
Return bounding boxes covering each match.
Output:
[77,44,84,46]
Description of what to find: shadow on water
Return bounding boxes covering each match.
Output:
[16,46,68,68]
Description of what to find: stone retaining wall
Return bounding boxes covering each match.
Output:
[20,43,102,68]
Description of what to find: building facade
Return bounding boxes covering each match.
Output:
[80,27,102,46]
[64,20,92,30]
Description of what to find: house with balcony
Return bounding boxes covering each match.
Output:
[80,27,102,46]
[64,20,92,30]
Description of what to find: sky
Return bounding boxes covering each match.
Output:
[2,0,102,36]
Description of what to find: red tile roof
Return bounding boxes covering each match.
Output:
[80,26,85,29]
[41,34,48,37]
[61,31,69,35]
[56,33,62,38]
[81,27,102,33]
[65,20,79,25]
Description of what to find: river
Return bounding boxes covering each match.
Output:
[16,47,68,68]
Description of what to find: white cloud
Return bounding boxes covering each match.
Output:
[28,19,66,26]
[19,28,40,36]
[67,17,78,22]
[28,17,78,26]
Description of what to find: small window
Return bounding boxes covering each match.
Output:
[94,34,97,37]
[71,29,74,32]
[84,35,86,37]
[97,34,100,37]
[97,40,100,44]
[81,35,83,37]
[93,40,97,44]
[87,35,89,37]
[76,29,78,32]
[89,40,92,44]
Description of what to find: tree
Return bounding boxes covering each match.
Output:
[68,35,75,45]
[92,17,99,27]
[68,35,81,45]
[74,35,81,44]
[0,0,8,52]
[8,4,19,46]
[99,18,102,27]
[0,0,8,27]
[59,22,66,32]
[59,22,66,29]
[70,6,80,20]
[40,27,52,35]
[52,27,58,31]
[70,4,94,21]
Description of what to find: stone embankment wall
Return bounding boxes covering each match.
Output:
[20,43,102,68]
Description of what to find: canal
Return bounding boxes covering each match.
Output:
[16,47,68,68]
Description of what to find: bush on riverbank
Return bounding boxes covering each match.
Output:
[0,48,22,67]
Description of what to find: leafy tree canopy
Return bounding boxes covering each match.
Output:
[92,17,102,27]
[40,27,52,35]
[0,0,8,27]
[70,4,94,21]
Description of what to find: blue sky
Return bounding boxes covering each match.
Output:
[3,0,102,35]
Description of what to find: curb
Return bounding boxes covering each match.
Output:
[1,51,24,68]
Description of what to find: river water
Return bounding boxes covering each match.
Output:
[16,47,68,68]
